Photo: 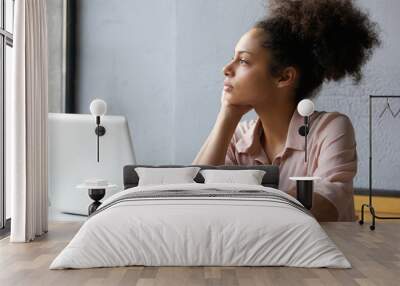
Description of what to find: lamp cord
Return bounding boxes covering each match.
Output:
[97,125,99,162]
[304,116,309,163]
[96,116,100,162]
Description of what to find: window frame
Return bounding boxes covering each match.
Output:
[65,0,76,113]
[0,0,13,234]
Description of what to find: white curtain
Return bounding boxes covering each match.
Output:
[7,0,49,242]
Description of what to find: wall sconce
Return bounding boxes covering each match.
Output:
[90,99,107,162]
[290,99,320,210]
[297,99,315,163]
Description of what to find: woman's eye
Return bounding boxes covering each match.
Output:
[239,59,248,64]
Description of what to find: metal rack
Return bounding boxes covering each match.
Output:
[359,95,400,230]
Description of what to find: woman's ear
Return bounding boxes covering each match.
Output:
[276,66,298,88]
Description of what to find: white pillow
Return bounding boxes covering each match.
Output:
[135,167,201,186]
[200,169,266,185]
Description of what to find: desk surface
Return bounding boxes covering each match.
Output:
[0,221,399,286]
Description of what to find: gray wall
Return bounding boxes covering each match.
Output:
[75,0,400,191]
[76,0,176,164]
[315,0,400,191]
[174,1,266,164]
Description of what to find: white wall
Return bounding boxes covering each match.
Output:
[75,0,400,191]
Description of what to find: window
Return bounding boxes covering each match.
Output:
[0,0,14,234]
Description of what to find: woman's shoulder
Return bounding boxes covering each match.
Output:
[313,111,355,139]
[316,110,354,127]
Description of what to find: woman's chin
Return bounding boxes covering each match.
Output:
[223,91,237,100]
[223,89,233,95]
[224,92,244,105]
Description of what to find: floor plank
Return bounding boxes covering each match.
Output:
[0,221,399,286]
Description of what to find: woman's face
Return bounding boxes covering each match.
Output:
[222,28,281,107]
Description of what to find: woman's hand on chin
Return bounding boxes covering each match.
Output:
[220,92,253,119]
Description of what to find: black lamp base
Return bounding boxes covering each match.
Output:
[88,188,105,215]
[296,180,314,210]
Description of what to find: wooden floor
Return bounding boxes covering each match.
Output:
[1,220,399,286]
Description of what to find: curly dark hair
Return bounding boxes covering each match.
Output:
[255,0,381,103]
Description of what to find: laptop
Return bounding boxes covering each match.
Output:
[48,113,136,216]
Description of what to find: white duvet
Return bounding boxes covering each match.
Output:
[50,183,351,269]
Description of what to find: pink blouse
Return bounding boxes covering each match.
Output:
[225,109,357,221]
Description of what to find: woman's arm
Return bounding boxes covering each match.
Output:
[192,110,242,165]
[287,114,357,221]
[310,114,357,221]
[192,95,252,165]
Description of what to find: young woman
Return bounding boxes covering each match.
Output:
[193,0,380,221]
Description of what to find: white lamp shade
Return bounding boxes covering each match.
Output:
[297,99,314,117]
[90,99,107,116]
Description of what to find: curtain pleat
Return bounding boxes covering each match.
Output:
[10,0,49,242]
[10,0,27,242]
[42,0,49,233]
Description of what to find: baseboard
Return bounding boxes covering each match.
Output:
[354,195,400,214]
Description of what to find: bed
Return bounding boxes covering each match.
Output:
[49,165,350,269]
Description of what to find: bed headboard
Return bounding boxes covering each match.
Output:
[123,165,279,189]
